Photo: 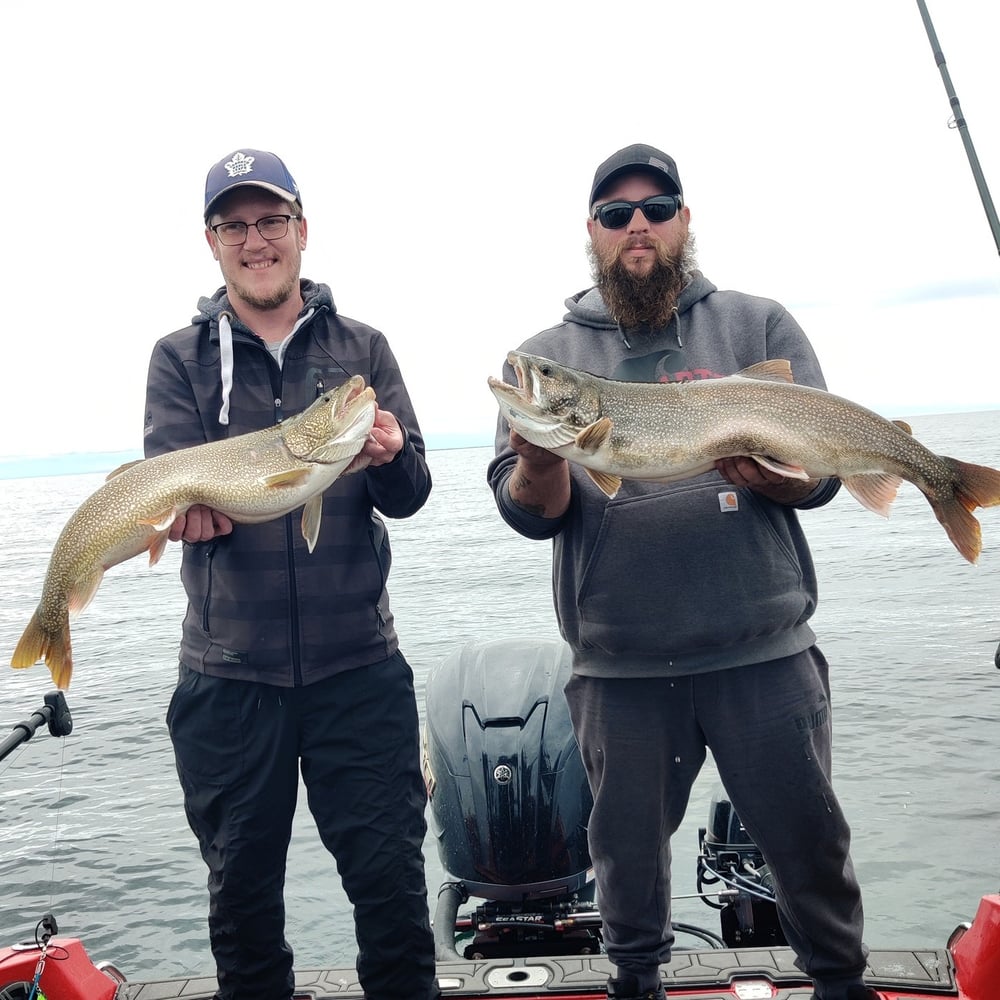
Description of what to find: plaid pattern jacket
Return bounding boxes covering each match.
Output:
[144,280,431,686]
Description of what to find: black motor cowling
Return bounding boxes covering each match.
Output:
[423,638,593,903]
[702,791,766,872]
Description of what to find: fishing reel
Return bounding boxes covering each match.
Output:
[696,791,786,949]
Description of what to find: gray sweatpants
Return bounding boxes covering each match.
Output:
[564,647,867,991]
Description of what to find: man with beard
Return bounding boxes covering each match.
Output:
[487,144,874,1000]
[143,149,439,1000]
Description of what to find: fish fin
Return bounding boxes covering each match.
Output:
[842,473,903,518]
[301,494,323,553]
[927,492,982,563]
[585,468,623,498]
[892,419,913,435]
[48,642,74,689]
[11,611,74,689]
[524,425,579,449]
[927,457,1000,564]
[137,507,180,532]
[751,455,811,480]
[734,359,795,383]
[11,611,47,668]
[67,568,106,617]
[344,453,373,476]
[308,440,367,465]
[106,458,145,481]
[942,457,1000,510]
[575,417,614,454]
[147,529,170,567]
[261,468,313,489]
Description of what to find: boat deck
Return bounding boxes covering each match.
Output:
[117,946,958,999]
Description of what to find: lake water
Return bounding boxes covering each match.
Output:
[1,410,999,981]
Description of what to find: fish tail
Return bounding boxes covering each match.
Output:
[11,610,74,689]
[11,611,47,668]
[945,457,1000,511]
[928,458,1000,564]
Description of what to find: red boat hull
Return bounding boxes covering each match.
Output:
[2,896,998,1000]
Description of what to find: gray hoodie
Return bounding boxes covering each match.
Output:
[487,272,840,677]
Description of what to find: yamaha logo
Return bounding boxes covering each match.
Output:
[493,764,513,784]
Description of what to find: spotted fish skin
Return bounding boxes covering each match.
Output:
[488,351,1000,564]
[12,376,376,689]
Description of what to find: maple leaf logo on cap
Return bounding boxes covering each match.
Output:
[224,152,256,178]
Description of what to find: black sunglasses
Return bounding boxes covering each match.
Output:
[592,194,682,229]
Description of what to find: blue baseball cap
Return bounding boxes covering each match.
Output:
[204,149,302,221]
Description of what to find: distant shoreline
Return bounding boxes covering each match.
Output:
[0,433,496,482]
[4,409,998,482]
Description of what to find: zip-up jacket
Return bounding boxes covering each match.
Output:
[144,280,431,686]
[487,271,840,678]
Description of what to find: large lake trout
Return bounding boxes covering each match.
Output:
[489,352,1000,564]
[12,375,377,689]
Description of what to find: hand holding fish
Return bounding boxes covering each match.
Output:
[360,406,405,467]
[489,352,1000,563]
[715,456,820,504]
[507,430,571,519]
[169,505,235,543]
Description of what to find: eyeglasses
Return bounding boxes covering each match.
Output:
[209,214,301,246]
[592,194,682,230]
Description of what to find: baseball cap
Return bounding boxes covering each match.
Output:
[204,149,302,221]
[590,144,683,207]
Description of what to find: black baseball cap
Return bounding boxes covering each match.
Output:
[590,144,683,207]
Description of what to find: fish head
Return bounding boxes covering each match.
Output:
[488,352,602,447]
[282,375,377,463]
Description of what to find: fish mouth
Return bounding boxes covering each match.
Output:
[487,352,533,404]
[508,352,529,394]
[335,376,373,408]
[327,377,377,438]
[338,381,377,425]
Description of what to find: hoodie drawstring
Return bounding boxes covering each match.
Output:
[216,307,317,427]
[218,312,235,426]
[617,306,682,351]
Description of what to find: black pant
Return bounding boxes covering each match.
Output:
[167,653,437,1000]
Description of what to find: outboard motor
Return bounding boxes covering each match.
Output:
[696,790,786,948]
[423,638,598,959]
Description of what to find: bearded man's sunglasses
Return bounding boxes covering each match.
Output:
[592,194,682,230]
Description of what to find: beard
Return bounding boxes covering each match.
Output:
[220,243,303,314]
[233,277,299,311]
[588,231,698,331]
[227,270,301,311]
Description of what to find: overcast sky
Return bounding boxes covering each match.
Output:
[3,0,998,460]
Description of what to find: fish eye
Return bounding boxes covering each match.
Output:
[539,365,553,376]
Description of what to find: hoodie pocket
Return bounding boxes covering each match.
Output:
[572,480,810,658]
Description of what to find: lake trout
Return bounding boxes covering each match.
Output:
[488,352,1000,564]
[12,375,377,689]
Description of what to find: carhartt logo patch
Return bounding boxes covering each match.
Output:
[222,648,249,664]
[225,152,255,178]
[718,491,739,512]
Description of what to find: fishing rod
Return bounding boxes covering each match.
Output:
[915,0,1000,258]
[0,692,74,763]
